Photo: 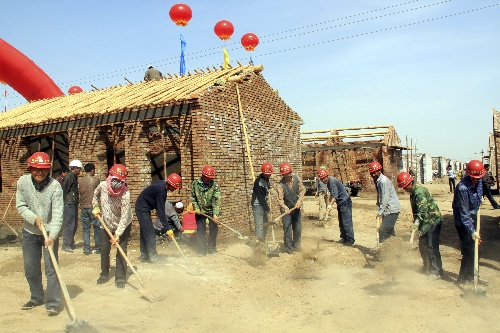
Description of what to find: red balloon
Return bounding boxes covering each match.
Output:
[241,33,259,51]
[214,20,234,41]
[169,3,192,26]
[68,86,83,94]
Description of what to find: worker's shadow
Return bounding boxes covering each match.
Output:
[355,244,379,269]
[0,234,17,244]
[66,285,84,299]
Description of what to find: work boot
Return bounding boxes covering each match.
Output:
[96,276,108,285]
[46,307,60,316]
[21,301,43,310]
[115,281,126,289]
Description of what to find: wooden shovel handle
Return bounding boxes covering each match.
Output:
[95,214,144,287]
[474,208,481,290]
[199,213,247,239]
[39,224,78,322]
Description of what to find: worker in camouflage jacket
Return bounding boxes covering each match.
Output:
[190,165,221,256]
[397,172,443,278]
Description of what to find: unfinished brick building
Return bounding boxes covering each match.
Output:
[490,108,500,189]
[0,64,303,236]
[301,125,405,190]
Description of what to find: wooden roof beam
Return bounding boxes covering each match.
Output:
[301,125,393,135]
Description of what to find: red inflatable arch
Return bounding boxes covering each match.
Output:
[0,38,64,102]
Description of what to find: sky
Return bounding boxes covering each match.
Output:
[1,0,499,161]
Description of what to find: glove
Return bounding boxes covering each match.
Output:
[194,209,201,215]
[471,232,481,241]
[212,215,218,222]
[92,206,101,216]
[412,218,420,231]
[166,229,174,238]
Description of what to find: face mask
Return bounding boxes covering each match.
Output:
[110,179,124,189]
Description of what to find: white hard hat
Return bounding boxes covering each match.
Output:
[175,202,184,209]
[69,160,83,168]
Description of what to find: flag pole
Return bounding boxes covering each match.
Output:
[3,83,7,113]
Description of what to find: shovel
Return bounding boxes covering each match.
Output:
[168,234,203,275]
[95,214,163,303]
[408,228,418,251]
[473,208,486,296]
[375,216,381,248]
[267,224,280,257]
[199,213,248,240]
[40,224,90,333]
[262,207,298,228]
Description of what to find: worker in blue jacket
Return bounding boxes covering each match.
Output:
[135,174,181,262]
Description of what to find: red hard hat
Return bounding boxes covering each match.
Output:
[261,163,274,175]
[28,152,51,169]
[167,173,182,189]
[317,168,329,179]
[109,164,127,181]
[368,161,382,173]
[466,160,486,179]
[202,165,215,179]
[279,163,292,175]
[397,172,413,188]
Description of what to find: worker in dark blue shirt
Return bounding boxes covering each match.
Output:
[452,160,484,284]
[135,174,182,262]
[319,168,355,246]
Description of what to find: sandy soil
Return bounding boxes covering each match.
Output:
[1,178,500,333]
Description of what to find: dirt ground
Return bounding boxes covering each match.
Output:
[1,177,500,333]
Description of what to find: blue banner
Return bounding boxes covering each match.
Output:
[180,34,186,76]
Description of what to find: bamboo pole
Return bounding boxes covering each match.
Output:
[157,120,167,176]
[301,125,392,135]
[410,138,413,175]
[236,85,255,181]
[406,135,409,172]
[50,134,55,177]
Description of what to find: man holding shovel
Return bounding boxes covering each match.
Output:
[251,163,274,242]
[315,165,330,222]
[397,171,443,278]
[452,160,484,284]
[190,166,221,256]
[16,152,64,314]
[92,164,132,288]
[369,161,401,243]
[135,173,182,262]
[276,163,306,254]
[318,168,355,246]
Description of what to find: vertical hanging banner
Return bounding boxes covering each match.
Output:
[180,34,186,76]
[223,48,230,69]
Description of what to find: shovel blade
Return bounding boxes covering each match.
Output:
[138,288,165,303]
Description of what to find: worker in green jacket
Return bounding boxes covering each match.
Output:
[397,171,443,279]
[190,165,221,256]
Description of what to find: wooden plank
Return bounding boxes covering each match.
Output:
[301,142,384,152]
